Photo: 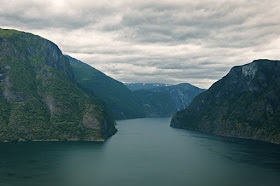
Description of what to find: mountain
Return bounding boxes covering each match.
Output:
[125,83,170,91]
[171,59,280,144]
[67,56,204,118]
[133,83,205,116]
[150,83,206,112]
[0,28,116,142]
[133,89,174,117]
[67,56,145,120]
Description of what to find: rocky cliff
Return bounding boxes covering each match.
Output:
[171,59,280,144]
[0,28,116,142]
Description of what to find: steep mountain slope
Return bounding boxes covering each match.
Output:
[133,89,174,117]
[151,83,205,112]
[68,56,204,118]
[125,83,170,91]
[0,28,116,142]
[67,56,145,120]
[132,83,205,116]
[171,59,280,144]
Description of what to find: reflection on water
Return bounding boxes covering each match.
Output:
[0,117,279,186]
[0,142,105,185]
[193,131,280,171]
[186,130,280,171]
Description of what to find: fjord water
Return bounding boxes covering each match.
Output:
[1,118,280,186]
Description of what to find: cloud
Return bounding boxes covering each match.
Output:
[0,0,280,88]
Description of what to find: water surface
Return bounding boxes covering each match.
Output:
[0,117,280,185]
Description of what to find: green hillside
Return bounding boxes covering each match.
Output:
[171,60,280,144]
[0,28,116,142]
[67,56,145,120]
[132,89,175,117]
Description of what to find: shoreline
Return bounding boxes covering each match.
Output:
[0,138,106,143]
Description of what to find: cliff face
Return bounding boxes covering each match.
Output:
[0,28,116,142]
[171,59,280,144]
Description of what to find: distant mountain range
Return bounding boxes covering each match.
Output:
[131,83,205,117]
[3,28,279,144]
[147,83,206,112]
[68,56,204,119]
[171,59,280,144]
[125,83,170,91]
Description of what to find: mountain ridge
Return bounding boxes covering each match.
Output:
[131,82,205,116]
[125,83,170,91]
[171,59,280,144]
[0,28,116,142]
[67,55,145,120]
[68,55,205,118]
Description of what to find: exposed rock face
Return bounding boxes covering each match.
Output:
[132,83,205,117]
[151,83,205,112]
[0,28,116,142]
[171,59,280,144]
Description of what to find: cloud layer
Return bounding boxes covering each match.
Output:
[1,0,280,88]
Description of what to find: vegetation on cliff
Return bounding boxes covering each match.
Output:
[68,56,205,119]
[0,28,116,142]
[67,55,145,120]
[171,59,280,144]
[132,83,205,117]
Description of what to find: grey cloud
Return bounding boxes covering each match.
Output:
[0,0,280,88]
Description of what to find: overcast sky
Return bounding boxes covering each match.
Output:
[1,0,280,88]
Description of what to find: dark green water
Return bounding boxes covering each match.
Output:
[1,117,280,186]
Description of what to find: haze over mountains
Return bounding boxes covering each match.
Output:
[1,1,280,185]
[131,83,205,117]
[0,28,280,145]
[68,56,204,119]
[125,83,170,91]
[2,0,279,89]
